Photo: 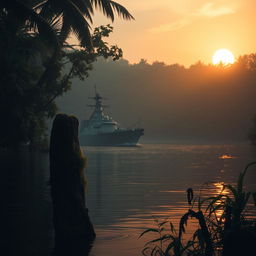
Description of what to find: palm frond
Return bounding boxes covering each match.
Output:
[58,18,72,45]
[62,0,92,48]
[38,0,63,23]
[49,15,63,33]
[91,0,114,21]
[71,0,94,23]
[91,0,134,21]
[109,0,134,20]
[2,0,59,47]
[32,0,48,10]
[43,0,92,48]
[39,0,93,24]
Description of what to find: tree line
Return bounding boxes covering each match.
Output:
[57,54,256,143]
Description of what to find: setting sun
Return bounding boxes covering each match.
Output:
[212,49,235,65]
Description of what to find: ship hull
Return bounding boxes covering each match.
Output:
[79,129,144,146]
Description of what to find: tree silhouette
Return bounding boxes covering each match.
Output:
[0,0,133,147]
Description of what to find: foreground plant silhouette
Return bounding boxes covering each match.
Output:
[140,162,256,256]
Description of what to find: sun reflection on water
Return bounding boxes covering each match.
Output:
[212,183,225,219]
[218,154,236,159]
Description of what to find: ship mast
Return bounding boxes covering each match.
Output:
[87,85,108,117]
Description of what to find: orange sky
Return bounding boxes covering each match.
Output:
[77,0,256,66]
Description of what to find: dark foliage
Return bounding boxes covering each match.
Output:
[140,163,256,256]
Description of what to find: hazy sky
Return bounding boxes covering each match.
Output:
[83,0,256,66]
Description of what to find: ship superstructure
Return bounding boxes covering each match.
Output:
[79,91,144,146]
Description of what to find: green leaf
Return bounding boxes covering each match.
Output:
[192,229,200,241]
[187,188,194,205]
[205,194,225,213]
[241,192,251,211]
[243,161,256,173]
[169,221,177,234]
[181,240,195,253]
[139,228,160,238]
[225,184,238,200]
[151,245,160,256]
[159,221,168,227]
[237,171,246,196]
[145,234,173,246]
[91,0,134,22]
[142,246,150,256]
[198,196,202,211]
[164,242,175,255]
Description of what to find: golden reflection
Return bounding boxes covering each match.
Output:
[218,154,235,159]
[113,182,234,252]
[214,182,224,194]
[213,182,230,220]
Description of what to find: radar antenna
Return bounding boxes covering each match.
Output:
[87,85,109,108]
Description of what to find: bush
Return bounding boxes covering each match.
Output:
[140,162,256,256]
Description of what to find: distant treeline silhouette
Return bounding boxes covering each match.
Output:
[58,54,256,143]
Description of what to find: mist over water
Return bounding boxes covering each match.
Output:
[2,144,255,256]
[57,58,256,143]
[4,53,256,252]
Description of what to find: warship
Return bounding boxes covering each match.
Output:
[79,91,144,146]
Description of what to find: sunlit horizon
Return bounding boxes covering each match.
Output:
[212,49,235,65]
[77,0,256,66]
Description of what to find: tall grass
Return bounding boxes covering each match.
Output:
[140,162,256,256]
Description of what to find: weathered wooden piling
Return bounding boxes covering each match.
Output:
[50,114,95,255]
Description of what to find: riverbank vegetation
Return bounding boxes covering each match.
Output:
[140,163,256,256]
[0,0,133,148]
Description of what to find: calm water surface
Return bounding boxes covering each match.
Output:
[1,144,256,256]
[85,144,256,256]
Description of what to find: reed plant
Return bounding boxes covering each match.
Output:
[140,162,256,256]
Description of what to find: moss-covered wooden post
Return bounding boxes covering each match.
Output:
[50,114,95,255]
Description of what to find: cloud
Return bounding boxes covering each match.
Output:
[149,19,190,33]
[194,2,235,18]
[148,2,236,33]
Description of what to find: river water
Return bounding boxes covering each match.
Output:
[1,144,256,256]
